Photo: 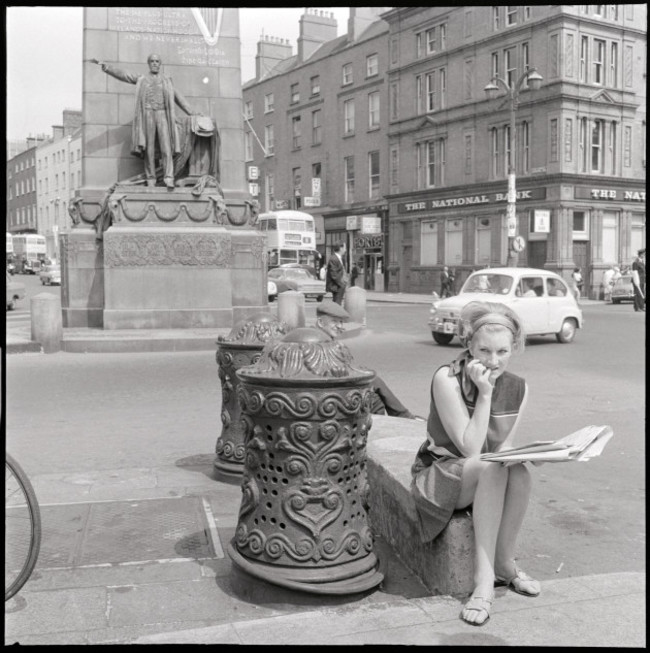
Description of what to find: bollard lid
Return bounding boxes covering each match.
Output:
[217,312,289,349]
[236,326,374,386]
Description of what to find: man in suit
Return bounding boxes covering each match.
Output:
[632,248,646,312]
[326,242,348,305]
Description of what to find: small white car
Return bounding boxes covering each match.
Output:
[40,263,61,286]
[428,267,584,345]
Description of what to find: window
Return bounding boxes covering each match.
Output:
[445,219,463,266]
[506,6,517,25]
[368,92,380,129]
[366,53,378,77]
[580,36,588,82]
[292,167,302,209]
[390,82,398,120]
[415,74,423,114]
[610,42,618,87]
[420,221,439,265]
[368,151,381,200]
[505,47,516,88]
[602,213,618,262]
[244,101,253,119]
[290,83,299,104]
[426,68,446,112]
[390,145,399,188]
[521,42,530,84]
[310,75,320,96]
[476,218,492,266]
[464,59,474,100]
[344,156,355,203]
[579,117,588,171]
[344,99,355,134]
[550,119,559,162]
[62,172,66,188]
[591,119,605,172]
[390,36,399,65]
[264,93,274,113]
[593,5,604,17]
[312,163,321,199]
[312,109,322,145]
[491,52,500,79]
[593,39,606,84]
[264,125,274,155]
[609,121,617,175]
[493,6,500,30]
[522,121,530,172]
[342,63,353,85]
[244,131,253,161]
[417,138,446,188]
[524,6,531,20]
[265,173,274,212]
[291,115,302,149]
[491,127,501,178]
[55,174,59,191]
[505,125,512,172]
[464,8,473,37]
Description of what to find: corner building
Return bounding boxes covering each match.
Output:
[383,5,646,297]
[243,6,646,297]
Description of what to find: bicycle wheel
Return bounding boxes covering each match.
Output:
[5,453,42,601]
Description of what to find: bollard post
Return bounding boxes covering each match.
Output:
[31,293,62,354]
[228,326,384,595]
[215,313,289,477]
[277,290,305,329]
[344,286,367,326]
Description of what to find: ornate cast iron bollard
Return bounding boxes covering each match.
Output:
[215,313,289,477]
[227,327,384,594]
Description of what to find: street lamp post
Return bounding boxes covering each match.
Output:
[484,67,543,267]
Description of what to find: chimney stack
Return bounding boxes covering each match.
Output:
[298,7,337,62]
[347,7,389,41]
[255,35,293,80]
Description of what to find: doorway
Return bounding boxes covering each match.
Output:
[572,241,590,294]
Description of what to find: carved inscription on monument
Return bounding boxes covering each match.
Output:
[104,233,232,268]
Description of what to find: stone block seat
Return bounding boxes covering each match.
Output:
[365,414,474,597]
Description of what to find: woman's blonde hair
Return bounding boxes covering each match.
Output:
[457,301,525,351]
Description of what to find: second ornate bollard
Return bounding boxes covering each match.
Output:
[227,327,384,594]
[215,313,289,477]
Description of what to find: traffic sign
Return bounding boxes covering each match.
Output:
[512,235,526,252]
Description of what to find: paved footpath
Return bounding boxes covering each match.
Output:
[5,291,643,645]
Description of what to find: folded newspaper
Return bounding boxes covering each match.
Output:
[480,425,614,463]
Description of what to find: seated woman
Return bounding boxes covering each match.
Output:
[411,301,540,627]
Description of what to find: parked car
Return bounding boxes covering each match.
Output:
[6,272,26,310]
[40,263,61,286]
[22,259,42,275]
[610,274,635,304]
[268,266,326,302]
[428,267,584,345]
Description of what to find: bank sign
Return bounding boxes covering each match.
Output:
[398,187,546,213]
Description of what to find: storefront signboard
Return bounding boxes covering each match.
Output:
[397,187,546,213]
[575,187,646,201]
[361,216,381,234]
[303,197,321,207]
[533,209,550,233]
[346,215,359,230]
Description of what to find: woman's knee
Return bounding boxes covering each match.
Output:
[507,463,532,490]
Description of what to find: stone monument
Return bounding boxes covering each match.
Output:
[61,7,266,329]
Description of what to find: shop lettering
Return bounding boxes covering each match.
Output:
[494,190,532,201]
[590,189,646,201]
[431,195,489,208]
[404,201,427,211]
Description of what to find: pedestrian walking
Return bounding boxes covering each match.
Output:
[571,267,583,302]
[601,265,616,303]
[411,301,539,627]
[325,242,348,305]
[440,266,454,298]
[631,249,646,312]
[350,262,359,287]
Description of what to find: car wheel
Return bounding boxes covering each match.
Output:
[268,295,275,303]
[316,295,324,302]
[556,318,577,343]
[7,299,15,311]
[612,298,620,304]
[432,332,454,345]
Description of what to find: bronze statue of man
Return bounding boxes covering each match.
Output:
[95,54,195,189]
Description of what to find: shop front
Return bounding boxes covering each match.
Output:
[387,180,646,298]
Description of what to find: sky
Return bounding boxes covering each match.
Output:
[5,6,351,142]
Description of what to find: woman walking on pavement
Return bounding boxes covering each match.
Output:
[411,301,539,627]
[571,267,583,302]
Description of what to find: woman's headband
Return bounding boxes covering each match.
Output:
[471,313,516,336]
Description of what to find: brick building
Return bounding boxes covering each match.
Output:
[240,6,646,296]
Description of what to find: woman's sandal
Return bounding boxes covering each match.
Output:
[495,567,541,597]
[460,595,493,626]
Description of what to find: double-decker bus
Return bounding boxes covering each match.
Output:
[258,210,318,268]
[13,234,47,273]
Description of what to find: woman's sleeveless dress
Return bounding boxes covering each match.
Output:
[411,350,526,542]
